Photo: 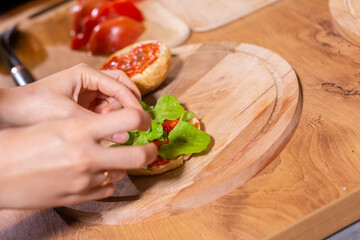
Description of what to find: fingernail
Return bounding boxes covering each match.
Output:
[112,132,129,143]
[101,108,110,114]
[111,171,126,182]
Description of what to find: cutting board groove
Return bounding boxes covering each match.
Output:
[58,42,302,225]
[330,0,360,46]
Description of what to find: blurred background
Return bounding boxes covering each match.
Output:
[0,0,32,14]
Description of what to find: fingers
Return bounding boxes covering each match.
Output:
[70,184,115,204]
[71,64,142,110]
[63,143,157,204]
[93,143,158,170]
[96,97,123,114]
[101,70,141,102]
[111,132,129,143]
[93,69,143,114]
[88,108,152,138]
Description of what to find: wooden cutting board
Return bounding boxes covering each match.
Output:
[57,42,302,225]
[155,0,280,32]
[0,0,190,88]
[329,0,360,46]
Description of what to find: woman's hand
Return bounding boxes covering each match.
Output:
[0,108,157,209]
[0,64,141,135]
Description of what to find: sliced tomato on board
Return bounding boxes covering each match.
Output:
[70,0,145,53]
[88,16,145,55]
[94,0,144,22]
[70,0,113,34]
[71,0,144,50]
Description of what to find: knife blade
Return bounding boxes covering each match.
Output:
[0,0,71,86]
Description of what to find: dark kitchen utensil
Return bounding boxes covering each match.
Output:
[0,0,72,86]
[0,25,35,86]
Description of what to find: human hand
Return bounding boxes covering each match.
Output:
[0,108,157,209]
[0,63,141,142]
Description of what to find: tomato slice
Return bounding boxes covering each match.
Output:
[148,156,169,168]
[71,0,144,51]
[88,16,145,54]
[94,1,144,22]
[70,0,112,35]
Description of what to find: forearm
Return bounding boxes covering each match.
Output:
[0,83,64,129]
[0,86,40,129]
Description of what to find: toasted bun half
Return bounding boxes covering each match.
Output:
[101,40,171,95]
[127,117,201,176]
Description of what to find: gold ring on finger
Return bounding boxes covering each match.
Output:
[101,170,111,186]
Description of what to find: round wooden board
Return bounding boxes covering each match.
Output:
[329,0,360,46]
[57,42,302,225]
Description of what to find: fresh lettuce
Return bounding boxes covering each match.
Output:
[158,112,211,159]
[143,120,163,141]
[144,95,185,123]
[116,131,148,146]
[120,120,163,146]
[115,95,211,160]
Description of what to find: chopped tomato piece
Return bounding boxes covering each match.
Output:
[70,0,145,54]
[94,1,144,22]
[148,156,169,168]
[70,0,112,34]
[162,119,179,135]
[71,0,144,51]
[88,16,145,55]
[152,139,169,149]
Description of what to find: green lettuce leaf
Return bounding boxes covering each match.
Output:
[121,120,163,146]
[114,95,211,160]
[142,120,163,141]
[181,111,195,122]
[158,113,211,160]
[146,95,184,123]
[141,101,153,112]
[133,132,149,146]
[120,131,148,146]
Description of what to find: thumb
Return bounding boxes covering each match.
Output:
[67,100,131,144]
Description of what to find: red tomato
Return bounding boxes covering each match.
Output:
[93,1,144,22]
[147,156,169,168]
[70,0,112,34]
[162,119,180,135]
[71,0,144,50]
[88,16,145,54]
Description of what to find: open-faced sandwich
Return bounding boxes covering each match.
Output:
[113,95,211,176]
[101,40,171,95]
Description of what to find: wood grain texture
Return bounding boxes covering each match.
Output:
[155,0,280,32]
[267,186,360,240]
[57,42,301,225]
[329,0,360,46]
[0,0,190,88]
[1,0,360,239]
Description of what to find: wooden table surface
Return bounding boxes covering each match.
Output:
[1,0,360,239]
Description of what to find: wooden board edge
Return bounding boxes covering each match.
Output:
[329,0,360,46]
[266,186,360,240]
[138,0,191,48]
[168,88,303,215]
[186,0,279,32]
